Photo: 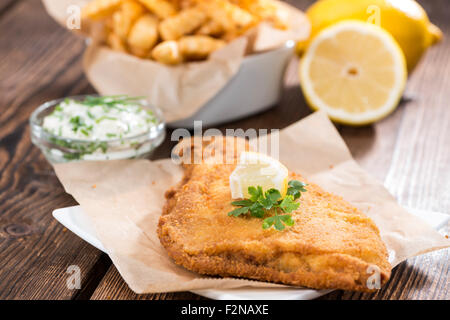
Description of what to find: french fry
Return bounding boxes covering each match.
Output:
[112,1,145,40]
[237,0,273,19]
[151,40,183,64]
[82,0,291,62]
[137,0,177,19]
[237,0,289,29]
[159,7,207,41]
[122,0,146,17]
[196,19,224,37]
[106,32,128,52]
[82,0,123,20]
[178,35,226,60]
[221,30,240,42]
[127,14,159,58]
[197,0,255,33]
[172,0,195,10]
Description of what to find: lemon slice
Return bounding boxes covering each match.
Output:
[299,20,407,125]
[229,151,288,199]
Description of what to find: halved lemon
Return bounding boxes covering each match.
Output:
[299,20,407,125]
[229,151,288,199]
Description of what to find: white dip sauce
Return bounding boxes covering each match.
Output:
[42,96,159,161]
[43,96,156,140]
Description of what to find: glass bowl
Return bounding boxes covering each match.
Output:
[30,95,166,163]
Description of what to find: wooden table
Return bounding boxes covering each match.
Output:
[0,0,448,300]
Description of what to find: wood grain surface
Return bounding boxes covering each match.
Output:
[0,0,448,300]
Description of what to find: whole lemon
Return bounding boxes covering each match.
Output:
[297,0,442,72]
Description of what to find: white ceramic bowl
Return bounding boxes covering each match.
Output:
[168,41,295,128]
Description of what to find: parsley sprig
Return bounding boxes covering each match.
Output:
[228,180,307,231]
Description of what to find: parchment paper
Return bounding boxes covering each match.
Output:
[54,112,450,293]
[42,0,310,122]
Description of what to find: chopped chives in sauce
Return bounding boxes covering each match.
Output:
[43,96,156,142]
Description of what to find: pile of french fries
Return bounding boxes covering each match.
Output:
[82,0,290,64]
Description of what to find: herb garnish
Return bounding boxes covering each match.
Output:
[49,137,108,160]
[228,180,307,231]
[87,110,95,119]
[69,116,85,132]
[95,116,118,123]
[81,95,145,107]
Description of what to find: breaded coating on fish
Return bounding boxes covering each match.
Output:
[158,137,391,291]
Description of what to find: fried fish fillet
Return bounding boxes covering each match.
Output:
[158,137,391,291]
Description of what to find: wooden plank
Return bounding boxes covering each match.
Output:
[0,0,19,16]
[90,265,203,300]
[0,0,109,299]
